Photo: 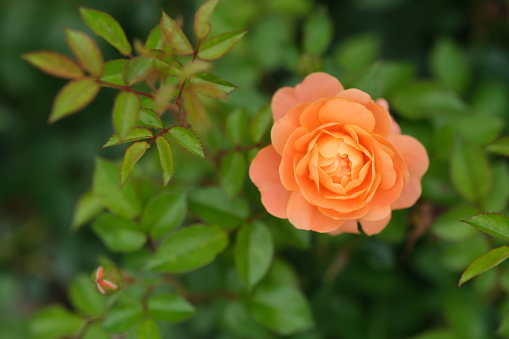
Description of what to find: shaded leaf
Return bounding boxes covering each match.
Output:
[82,324,110,339]
[137,320,161,339]
[123,57,154,85]
[100,59,128,86]
[220,152,246,197]
[103,128,153,148]
[49,78,100,123]
[160,11,194,55]
[430,37,470,93]
[155,136,174,186]
[153,83,175,113]
[431,205,478,242]
[22,50,84,79]
[191,72,237,97]
[194,0,219,40]
[249,105,272,143]
[92,213,146,252]
[146,225,228,272]
[335,33,380,72]
[460,246,509,286]
[71,190,103,231]
[145,26,165,50]
[138,108,163,129]
[198,30,247,60]
[102,303,143,334]
[112,91,140,139]
[69,274,106,316]
[303,8,333,55]
[168,126,205,158]
[141,192,186,239]
[31,306,84,339]
[226,109,249,145]
[80,7,132,56]
[120,141,150,185]
[148,293,195,323]
[486,136,509,157]
[65,28,103,77]
[462,213,509,241]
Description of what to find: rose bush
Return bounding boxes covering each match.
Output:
[249,72,429,235]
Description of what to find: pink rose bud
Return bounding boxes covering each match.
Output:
[94,265,123,295]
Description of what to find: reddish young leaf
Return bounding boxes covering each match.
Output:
[22,51,84,79]
[49,78,100,123]
[194,0,219,40]
[160,11,194,55]
[197,31,246,60]
[65,29,103,77]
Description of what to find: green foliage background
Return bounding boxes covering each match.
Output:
[2,0,509,338]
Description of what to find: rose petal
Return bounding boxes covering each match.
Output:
[359,212,392,235]
[318,98,376,133]
[327,219,359,235]
[249,146,291,218]
[271,102,309,155]
[272,73,344,121]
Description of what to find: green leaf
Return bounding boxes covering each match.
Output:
[223,301,273,339]
[462,213,509,241]
[92,213,146,252]
[155,136,174,187]
[194,0,219,40]
[486,136,509,157]
[49,78,100,123]
[160,11,194,55]
[198,30,246,60]
[31,305,84,339]
[430,205,478,242]
[335,33,380,72]
[138,108,163,129]
[69,274,106,316]
[141,192,186,239]
[249,105,272,143]
[484,162,509,212]
[102,303,143,334]
[82,324,110,339]
[120,141,150,185]
[303,7,333,55]
[93,157,142,219]
[453,114,503,146]
[381,61,415,96]
[248,282,314,335]
[113,91,140,139]
[147,293,195,323]
[168,126,205,158]
[220,152,246,197]
[226,109,249,145]
[100,59,128,86]
[146,224,228,272]
[123,57,154,85]
[430,37,470,93]
[80,7,132,56]
[450,138,492,203]
[350,61,384,99]
[235,222,274,290]
[137,319,161,339]
[65,29,103,77]
[22,50,84,79]
[459,246,509,286]
[191,72,237,97]
[71,190,103,231]
[102,128,153,148]
[145,26,165,50]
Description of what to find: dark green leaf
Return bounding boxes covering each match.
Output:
[168,126,205,158]
[459,246,509,286]
[450,138,492,203]
[92,213,146,252]
[69,274,106,316]
[486,136,509,157]
[49,78,100,123]
[249,105,272,143]
[80,7,132,56]
[93,157,142,219]
[100,59,128,86]
[303,8,333,55]
[220,152,246,197]
[431,205,478,242]
[82,324,110,339]
[22,50,84,79]
[194,0,219,40]
[191,72,237,97]
[123,57,154,85]
[141,192,186,239]
[430,37,470,93]
[137,320,161,339]
[120,141,150,185]
[65,28,103,77]
[453,114,503,146]
[160,11,194,55]
[31,306,84,339]
[71,190,103,230]
[148,293,195,323]
[462,213,509,241]
[113,91,140,139]
[226,109,249,145]
[484,162,509,212]
[381,61,415,96]
[146,225,228,272]
[138,108,163,129]
[102,128,153,148]
[350,61,384,99]
[235,222,274,290]
[198,31,246,60]
[155,136,174,186]
[223,301,273,339]
[335,33,380,72]
[102,303,143,334]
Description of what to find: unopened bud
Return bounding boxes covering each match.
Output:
[93,265,123,295]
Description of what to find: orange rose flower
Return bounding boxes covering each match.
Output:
[249,73,429,235]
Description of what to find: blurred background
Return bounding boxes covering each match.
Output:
[2,0,509,337]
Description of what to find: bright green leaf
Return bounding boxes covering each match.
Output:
[137,319,161,339]
[191,72,237,97]
[198,30,246,60]
[123,57,154,85]
[220,152,246,197]
[335,33,380,72]
[148,293,195,323]
[450,138,492,203]
[103,128,153,148]
[160,11,194,55]
[155,136,174,186]
[146,224,228,272]
[92,213,146,252]
[71,190,103,231]
[249,105,272,143]
[486,136,509,157]
[65,28,103,77]
[100,59,128,86]
[303,7,333,55]
[49,78,100,123]
[141,192,186,239]
[93,157,142,219]
[168,126,205,158]
[80,7,132,56]
[82,324,110,339]
[453,114,503,146]
[69,274,106,316]
[138,108,163,129]
[235,222,274,290]
[102,303,143,334]
[460,246,509,286]
[22,50,84,79]
[145,26,165,50]
[226,109,249,145]
[462,213,509,241]
[430,37,470,93]
[31,305,84,339]
[120,141,150,185]
[113,91,140,139]
[194,0,219,40]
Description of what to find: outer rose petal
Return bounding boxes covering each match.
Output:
[327,219,360,235]
[272,73,344,121]
[375,98,401,134]
[360,212,392,235]
[249,146,290,218]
